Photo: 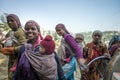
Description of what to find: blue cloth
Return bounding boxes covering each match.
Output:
[62,57,77,80]
[54,52,66,80]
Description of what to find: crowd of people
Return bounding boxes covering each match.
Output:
[0,13,120,80]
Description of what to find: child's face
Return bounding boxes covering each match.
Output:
[7,17,18,31]
[75,37,83,43]
[25,23,39,40]
[39,45,46,54]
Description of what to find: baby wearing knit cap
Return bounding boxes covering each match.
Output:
[37,35,57,80]
[40,35,55,55]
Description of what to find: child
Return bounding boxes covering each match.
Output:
[39,35,57,80]
[24,35,57,80]
[75,33,85,53]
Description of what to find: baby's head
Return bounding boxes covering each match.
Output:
[39,35,55,55]
[75,33,84,43]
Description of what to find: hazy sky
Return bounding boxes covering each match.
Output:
[0,0,120,33]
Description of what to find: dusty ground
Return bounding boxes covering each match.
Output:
[0,53,8,80]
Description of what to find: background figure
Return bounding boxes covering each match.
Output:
[109,35,120,57]
[0,30,4,48]
[0,14,26,80]
[75,33,85,53]
[83,30,109,80]
[55,23,86,80]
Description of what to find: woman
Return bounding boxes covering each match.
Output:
[55,23,86,80]
[0,14,26,80]
[83,30,109,80]
[13,20,66,80]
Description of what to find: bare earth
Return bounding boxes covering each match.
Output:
[0,53,8,80]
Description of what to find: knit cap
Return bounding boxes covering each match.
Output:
[40,35,55,54]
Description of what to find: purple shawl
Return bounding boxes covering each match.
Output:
[63,34,83,58]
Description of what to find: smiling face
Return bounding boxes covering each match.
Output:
[25,22,39,40]
[7,17,18,31]
[55,27,65,36]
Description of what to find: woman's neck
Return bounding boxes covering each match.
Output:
[28,37,38,45]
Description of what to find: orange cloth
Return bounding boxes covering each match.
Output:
[0,47,14,55]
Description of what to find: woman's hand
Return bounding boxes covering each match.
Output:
[78,58,89,72]
[0,47,14,55]
[103,53,111,59]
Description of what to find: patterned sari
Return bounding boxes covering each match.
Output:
[83,42,108,80]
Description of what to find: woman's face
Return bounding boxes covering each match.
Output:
[25,23,39,40]
[56,28,65,36]
[92,33,102,44]
[7,17,18,31]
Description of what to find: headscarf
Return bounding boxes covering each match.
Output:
[25,20,40,33]
[92,30,102,36]
[55,23,70,34]
[7,14,21,27]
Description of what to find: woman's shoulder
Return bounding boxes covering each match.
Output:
[15,27,25,35]
[5,30,11,37]
[85,42,93,47]
[63,33,74,40]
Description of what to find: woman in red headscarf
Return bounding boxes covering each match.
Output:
[83,30,109,80]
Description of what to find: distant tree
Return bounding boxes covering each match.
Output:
[0,13,9,31]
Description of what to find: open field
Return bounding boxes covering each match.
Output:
[0,53,8,80]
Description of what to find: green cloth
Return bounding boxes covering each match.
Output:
[5,27,26,79]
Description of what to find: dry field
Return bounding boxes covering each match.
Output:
[0,53,8,80]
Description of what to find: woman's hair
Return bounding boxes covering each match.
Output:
[24,20,43,40]
[7,14,21,27]
[25,20,41,33]
[92,30,102,36]
[55,23,70,34]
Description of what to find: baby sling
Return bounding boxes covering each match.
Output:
[62,40,81,80]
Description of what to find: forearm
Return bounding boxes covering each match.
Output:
[0,47,14,55]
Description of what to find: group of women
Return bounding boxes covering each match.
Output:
[0,13,120,80]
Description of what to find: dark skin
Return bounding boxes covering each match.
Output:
[24,22,39,45]
[7,16,18,31]
[92,33,102,45]
[55,27,66,36]
[0,16,20,42]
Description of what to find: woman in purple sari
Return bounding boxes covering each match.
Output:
[55,23,87,80]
